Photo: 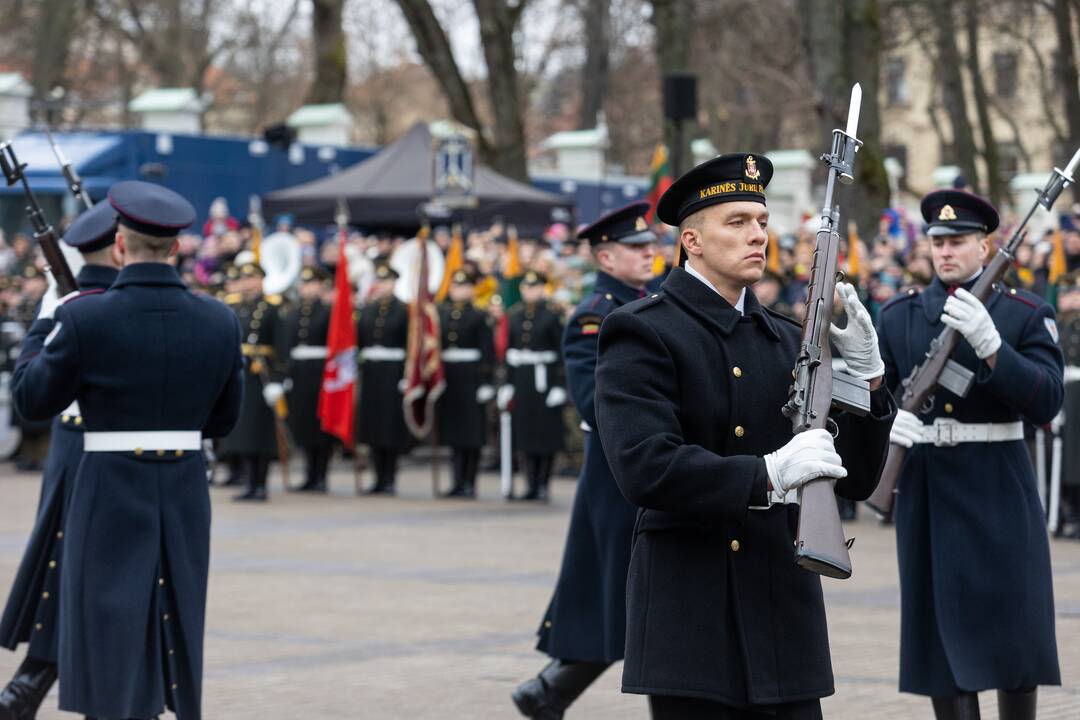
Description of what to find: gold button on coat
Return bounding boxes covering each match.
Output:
[156,449,165,457]
[56,531,63,539]
[48,561,56,569]
[944,403,953,413]
[730,540,740,552]
[733,367,742,378]
[734,425,745,438]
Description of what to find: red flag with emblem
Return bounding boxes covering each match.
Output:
[317,225,358,444]
[402,233,446,438]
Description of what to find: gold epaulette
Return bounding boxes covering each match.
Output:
[224,292,243,305]
[242,343,275,357]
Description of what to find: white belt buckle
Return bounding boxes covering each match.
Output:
[933,418,958,447]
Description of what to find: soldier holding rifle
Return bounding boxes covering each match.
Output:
[876,189,1064,720]
[594,153,895,719]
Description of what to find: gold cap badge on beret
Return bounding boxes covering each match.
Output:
[634,216,648,232]
[939,205,957,221]
[745,156,761,180]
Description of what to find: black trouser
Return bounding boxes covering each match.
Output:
[451,448,480,491]
[303,442,332,487]
[241,455,270,490]
[932,687,1037,720]
[524,453,554,494]
[369,446,398,489]
[649,695,822,720]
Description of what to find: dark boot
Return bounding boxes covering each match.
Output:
[463,448,480,498]
[233,457,268,502]
[932,692,981,720]
[0,656,58,720]
[535,454,553,503]
[441,449,468,497]
[511,659,609,719]
[997,687,1036,720]
[517,455,541,501]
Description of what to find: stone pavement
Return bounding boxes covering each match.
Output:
[0,460,1078,719]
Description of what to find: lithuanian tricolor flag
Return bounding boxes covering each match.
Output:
[646,144,673,224]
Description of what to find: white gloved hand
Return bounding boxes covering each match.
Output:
[889,408,924,448]
[36,272,79,321]
[545,386,567,408]
[1064,366,1080,383]
[262,382,285,407]
[763,428,847,496]
[397,378,408,393]
[476,384,495,403]
[496,384,515,411]
[829,282,885,380]
[941,288,1001,359]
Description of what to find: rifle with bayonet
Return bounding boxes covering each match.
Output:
[44,126,92,211]
[865,151,1080,519]
[0,142,78,296]
[781,83,870,580]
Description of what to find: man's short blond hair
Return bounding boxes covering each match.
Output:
[119,224,175,259]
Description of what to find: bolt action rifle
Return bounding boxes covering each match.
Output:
[781,83,871,580]
[865,153,1079,519]
[0,142,78,296]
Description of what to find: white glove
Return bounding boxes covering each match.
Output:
[262,383,285,407]
[889,408,924,448]
[496,384,514,411]
[397,378,408,393]
[829,282,885,380]
[1064,366,1080,383]
[941,288,1001,360]
[37,272,79,321]
[545,386,567,408]
[476,384,495,403]
[763,428,847,496]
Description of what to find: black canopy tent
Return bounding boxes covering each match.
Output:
[263,122,573,234]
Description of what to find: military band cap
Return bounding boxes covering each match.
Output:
[657,153,773,226]
[921,189,999,237]
[108,180,196,238]
[22,266,42,280]
[374,263,399,280]
[577,201,656,246]
[1058,269,1080,291]
[64,201,118,253]
[522,270,547,286]
[224,264,240,280]
[239,262,265,279]
[300,266,328,283]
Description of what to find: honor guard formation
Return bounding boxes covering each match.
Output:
[2,32,1080,720]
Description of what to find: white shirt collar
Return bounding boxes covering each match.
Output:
[684,259,745,315]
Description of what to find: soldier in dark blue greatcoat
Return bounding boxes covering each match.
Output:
[0,200,120,719]
[594,155,895,720]
[10,180,243,720]
[877,190,1063,720]
[512,201,658,719]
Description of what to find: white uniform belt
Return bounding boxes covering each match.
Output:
[360,346,406,362]
[290,345,328,360]
[84,431,202,452]
[506,349,558,366]
[442,347,482,363]
[913,419,1024,447]
[1064,365,1080,384]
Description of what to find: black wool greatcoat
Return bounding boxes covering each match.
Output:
[536,271,645,663]
[280,298,333,449]
[356,296,412,450]
[506,300,566,455]
[877,276,1063,696]
[435,301,494,449]
[595,267,895,707]
[0,265,118,663]
[10,263,243,720]
[219,294,284,457]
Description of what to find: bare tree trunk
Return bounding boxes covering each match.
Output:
[845,0,890,237]
[31,0,79,123]
[472,0,529,180]
[578,0,609,129]
[308,0,348,104]
[965,0,1001,205]
[929,0,979,189]
[803,0,847,132]
[649,0,695,177]
[1054,0,1080,198]
[393,0,491,157]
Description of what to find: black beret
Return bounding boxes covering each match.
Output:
[451,268,478,285]
[64,201,117,253]
[577,201,655,246]
[374,263,399,281]
[522,270,547,286]
[108,180,195,238]
[239,262,265,279]
[657,153,773,226]
[300,265,329,283]
[920,189,999,237]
